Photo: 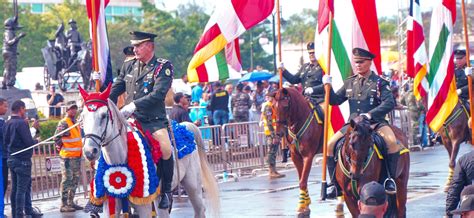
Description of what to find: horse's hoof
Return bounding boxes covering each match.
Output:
[296,207,310,218]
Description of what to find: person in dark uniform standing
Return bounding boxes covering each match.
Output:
[208,82,230,125]
[453,49,472,110]
[109,31,174,211]
[319,48,401,196]
[279,42,325,108]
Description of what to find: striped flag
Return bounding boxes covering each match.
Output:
[407,0,429,100]
[86,0,113,87]
[426,0,458,132]
[187,0,274,82]
[315,0,381,135]
[194,38,242,82]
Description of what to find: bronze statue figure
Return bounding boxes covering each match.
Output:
[2,16,25,89]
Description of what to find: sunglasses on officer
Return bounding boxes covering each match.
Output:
[354,59,368,64]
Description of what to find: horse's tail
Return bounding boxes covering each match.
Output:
[184,122,221,217]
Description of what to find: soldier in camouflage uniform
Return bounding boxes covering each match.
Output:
[319,48,400,196]
[54,101,83,212]
[109,31,174,210]
[400,85,422,145]
[262,92,285,179]
[231,83,251,122]
[280,42,325,109]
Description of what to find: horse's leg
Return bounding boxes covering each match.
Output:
[181,172,205,218]
[440,131,455,191]
[133,203,152,218]
[343,194,359,217]
[296,154,315,215]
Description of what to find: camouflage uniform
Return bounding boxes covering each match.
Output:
[231,91,251,122]
[54,118,83,211]
[261,97,284,178]
[400,89,422,144]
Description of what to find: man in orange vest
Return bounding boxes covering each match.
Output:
[261,92,285,179]
[54,101,84,212]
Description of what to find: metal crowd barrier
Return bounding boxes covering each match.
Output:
[388,107,420,150]
[3,142,91,204]
[3,121,277,203]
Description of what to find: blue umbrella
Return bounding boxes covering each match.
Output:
[269,75,286,83]
[239,71,273,82]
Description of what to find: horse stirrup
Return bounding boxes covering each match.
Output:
[383,177,397,195]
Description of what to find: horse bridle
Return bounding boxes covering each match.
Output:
[83,99,123,147]
[275,94,291,126]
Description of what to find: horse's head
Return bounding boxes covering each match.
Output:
[273,88,291,137]
[345,115,373,180]
[79,84,123,162]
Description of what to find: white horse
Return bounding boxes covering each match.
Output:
[80,86,220,217]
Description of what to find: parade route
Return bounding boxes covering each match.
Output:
[6,144,470,217]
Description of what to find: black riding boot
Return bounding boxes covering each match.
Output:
[326,157,340,199]
[385,153,399,195]
[157,157,174,210]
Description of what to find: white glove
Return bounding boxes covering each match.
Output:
[323,75,332,85]
[361,113,371,120]
[279,62,284,69]
[92,71,101,80]
[120,102,136,118]
[465,67,473,76]
[457,89,462,95]
[304,87,314,95]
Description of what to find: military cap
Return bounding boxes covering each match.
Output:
[307,42,315,53]
[359,181,387,206]
[123,46,134,56]
[68,19,76,24]
[130,31,157,45]
[66,101,78,111]
[451,185,474,214]
[454,49,467,57]
[353,47,375,60]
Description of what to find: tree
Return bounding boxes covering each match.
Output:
[282,9,317,45]
[379,16,397,41]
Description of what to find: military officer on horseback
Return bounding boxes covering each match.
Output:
[109,31,175,211]
[279,42,325,109]
[318,48,402,197]
[453,49,473,111]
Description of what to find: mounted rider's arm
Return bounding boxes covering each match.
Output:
[367,79,395,120]
[280,62,303,84]
[109,61,131,104]
[134,61,173,109]
[321,77,348,106]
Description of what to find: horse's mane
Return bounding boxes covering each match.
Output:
[107,99,128,129]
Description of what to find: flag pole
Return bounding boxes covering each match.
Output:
[90,0,101,92]
[321,6,333,201]
[461,0,474,144]
[276,0,282,88]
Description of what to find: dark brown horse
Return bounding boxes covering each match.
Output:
[273,88,324,216]
[336,116,410,217]
[438,101,471,191]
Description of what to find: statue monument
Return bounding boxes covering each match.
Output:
[0,0,37,119]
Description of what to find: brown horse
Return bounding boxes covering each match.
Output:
[274,88,324,216]
[438,101,471,191]
[336,116,410,217]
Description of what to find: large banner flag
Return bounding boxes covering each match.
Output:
[193,38,242,82]
[86,0,113,87]
[315,0,381,135]
[187,0,274,82]
[407,0,429,100]
[426,0,457,132]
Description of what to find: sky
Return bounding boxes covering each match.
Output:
[156,0,440,19]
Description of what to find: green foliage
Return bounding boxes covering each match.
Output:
[379,16,397,40]
[39,119,60,141]
[282,9,317,45]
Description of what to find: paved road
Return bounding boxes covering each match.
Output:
[6,144,471,217]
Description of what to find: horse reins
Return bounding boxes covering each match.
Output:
[83,99,123,147]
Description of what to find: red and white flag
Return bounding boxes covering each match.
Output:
[86,0,113,87]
